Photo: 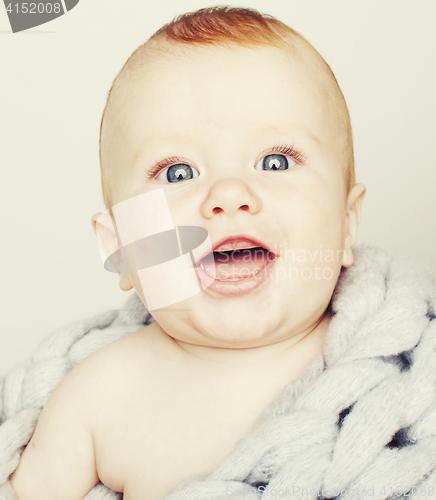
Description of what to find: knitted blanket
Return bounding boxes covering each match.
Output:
[1,243,436,500]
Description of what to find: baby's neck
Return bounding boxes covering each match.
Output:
[167,310,332,370]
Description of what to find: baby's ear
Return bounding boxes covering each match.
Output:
[90,212,133,291]
[342,183,366,267]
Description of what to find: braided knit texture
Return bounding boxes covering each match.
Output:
[1,243,436,500]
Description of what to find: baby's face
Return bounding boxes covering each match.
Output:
[99,43,365,349]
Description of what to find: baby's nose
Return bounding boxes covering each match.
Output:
[200,178,262,218]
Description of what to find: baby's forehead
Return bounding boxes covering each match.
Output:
[101,38,352,194]
[110,39,337,129]
[119,37,328,92]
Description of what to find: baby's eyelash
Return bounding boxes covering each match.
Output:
[146,144,306,180]
[147,156,186,180]
[262,144,306,164]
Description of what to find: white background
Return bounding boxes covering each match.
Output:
[1,0,435,376]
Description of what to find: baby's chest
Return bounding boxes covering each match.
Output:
[93,371,285,500]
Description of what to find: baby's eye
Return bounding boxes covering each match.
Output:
[255,154,296,171]
[156,163,199,183]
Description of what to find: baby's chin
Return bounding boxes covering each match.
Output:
[195,312,279,348]
[202,330,271,347]
[153,307,277,349]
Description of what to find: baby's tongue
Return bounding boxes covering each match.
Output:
[201,248,271,281]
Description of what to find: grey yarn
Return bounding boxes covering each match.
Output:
[1,243,436,500]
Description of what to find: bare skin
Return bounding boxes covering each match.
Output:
[88,42,365,498]
[89,312,332,499]
[9,41,365,500]
[9,310,331,500]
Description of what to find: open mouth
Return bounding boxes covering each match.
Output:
[197,246,276,282]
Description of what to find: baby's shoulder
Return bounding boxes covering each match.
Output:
[75,321,161,382]
[63,322,163,420]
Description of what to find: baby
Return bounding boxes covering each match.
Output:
[8,6,365,500]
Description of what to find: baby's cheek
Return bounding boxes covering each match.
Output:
[278,199,345,286]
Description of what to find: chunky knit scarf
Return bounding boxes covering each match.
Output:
[1,244,436,500]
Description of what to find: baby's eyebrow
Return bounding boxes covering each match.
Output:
[258,124,320,145]
[308,132,320,143]
[131,132,200,166]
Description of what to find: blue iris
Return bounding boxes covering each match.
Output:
[165,164,195,182]
[262,154,288,171]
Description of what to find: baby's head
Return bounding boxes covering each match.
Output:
[92,6,365,355]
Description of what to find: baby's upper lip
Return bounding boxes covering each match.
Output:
[195,234,276,266]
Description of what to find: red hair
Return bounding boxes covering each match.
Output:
[149,6,300,48]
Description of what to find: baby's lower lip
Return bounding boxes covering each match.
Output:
[194,254,276,296]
